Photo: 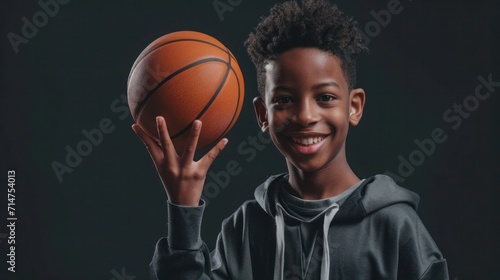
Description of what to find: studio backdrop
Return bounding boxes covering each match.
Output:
[1,0,499,279]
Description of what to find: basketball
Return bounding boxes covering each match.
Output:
[127,31,245,151]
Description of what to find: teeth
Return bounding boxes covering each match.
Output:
[292,136,325,146]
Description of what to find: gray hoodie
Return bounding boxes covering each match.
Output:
[150,174,449,279]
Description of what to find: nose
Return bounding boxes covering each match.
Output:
[293,99,320,127]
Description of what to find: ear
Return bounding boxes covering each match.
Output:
[349,88,366,126]
[253,96,269,132]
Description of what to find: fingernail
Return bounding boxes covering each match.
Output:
[156,116,160,125]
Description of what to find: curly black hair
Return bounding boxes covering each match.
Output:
[245,0,368,96]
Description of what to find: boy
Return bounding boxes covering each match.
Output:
[131,0,449,279]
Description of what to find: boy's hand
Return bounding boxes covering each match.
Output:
[131,116,228,206]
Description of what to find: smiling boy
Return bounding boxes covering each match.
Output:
[132,0,449,279]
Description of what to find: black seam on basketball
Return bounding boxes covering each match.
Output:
[204,63,242,149]
[134,57,227,119]
[128,38,237,83]
[170,50,232,140]
[224,65,242,133]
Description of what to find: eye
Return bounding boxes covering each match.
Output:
[317,94,336,102]
[274,96,293,104]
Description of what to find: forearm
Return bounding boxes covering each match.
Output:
[149,200,225,280]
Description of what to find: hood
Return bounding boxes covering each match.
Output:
[254,173,420,223]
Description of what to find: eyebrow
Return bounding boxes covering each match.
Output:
[272,82,340,92]
[312,82,341,90]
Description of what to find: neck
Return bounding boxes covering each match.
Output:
[286,152,359,200]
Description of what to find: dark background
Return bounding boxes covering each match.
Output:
[1,0,499,279]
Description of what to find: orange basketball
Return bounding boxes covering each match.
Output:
[127,31,245,151]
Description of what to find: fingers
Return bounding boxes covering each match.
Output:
[133,117,229,173]
[199,138,228,169]
[181,120,202,165]
[131,124,163,164]
[155,116,178,163]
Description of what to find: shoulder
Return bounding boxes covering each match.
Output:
[373,203,444,258]
[336,174,421,223]
[369,203,447,279]
[220,200,272,231]
[373,202,419,223]
[221,173,285,229]
[369,202,425,237]
[217,200,275,249]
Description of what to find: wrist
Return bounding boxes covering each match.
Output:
[168,190,202,206]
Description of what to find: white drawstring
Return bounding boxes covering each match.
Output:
[274,205,286,280]
[321,204,339,280]
[274,203,340,280]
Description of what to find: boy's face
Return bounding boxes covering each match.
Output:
[253,47,365,172]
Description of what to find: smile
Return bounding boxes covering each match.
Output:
[291,136,325,146]
[289,134,329,155]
